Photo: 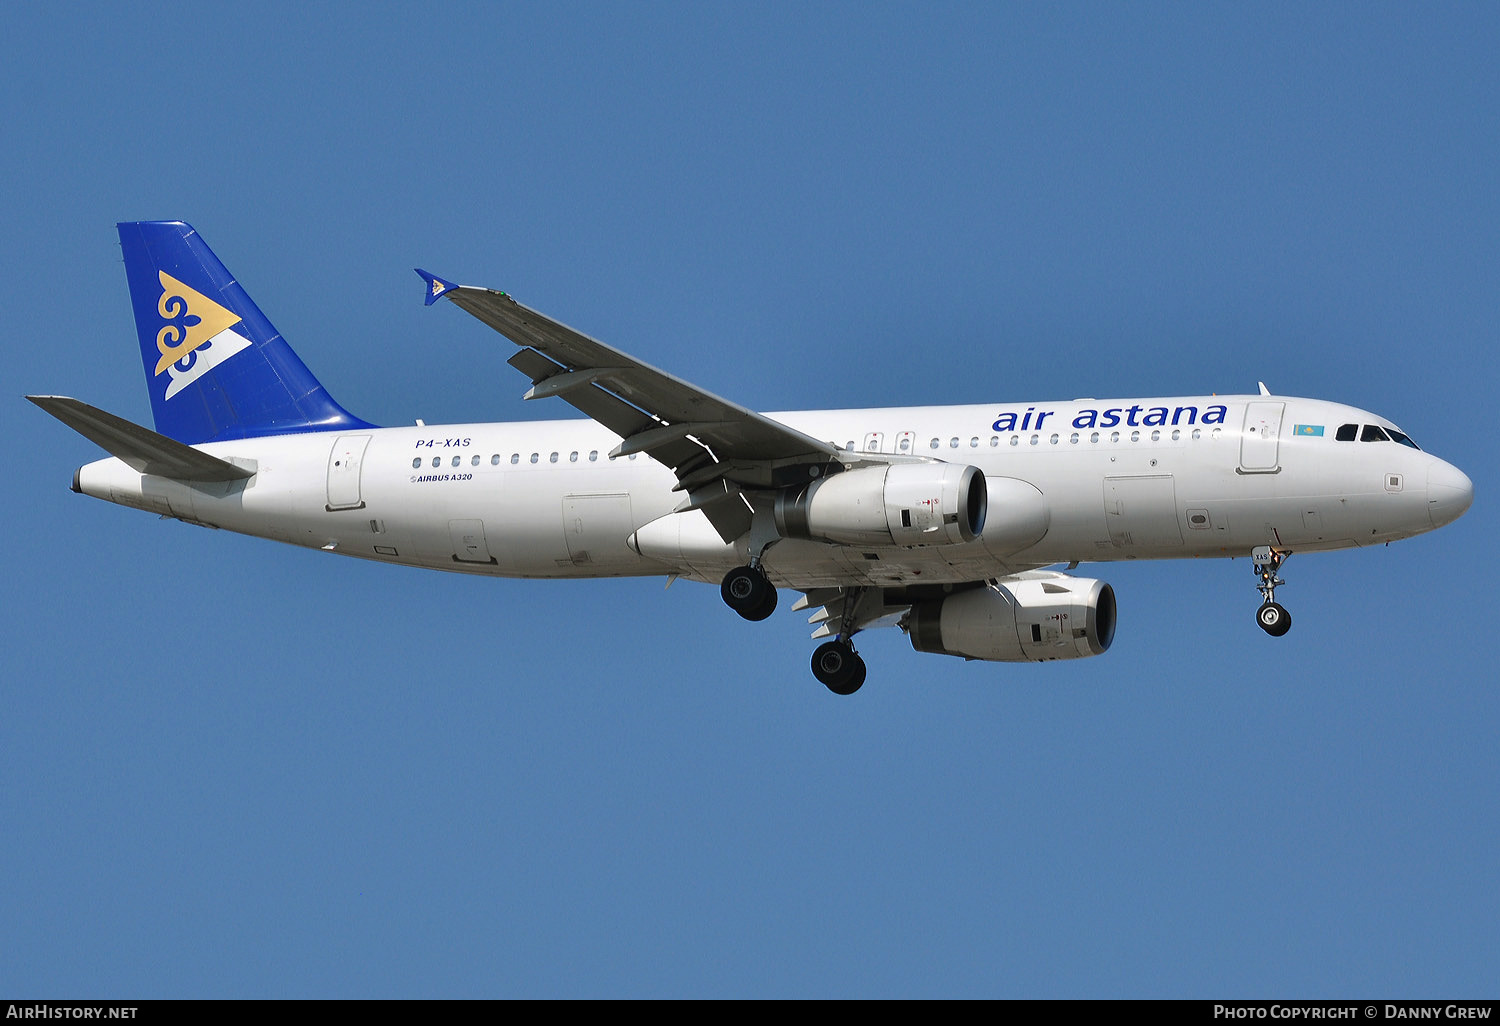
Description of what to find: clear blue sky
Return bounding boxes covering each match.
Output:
[2,2,1495,998]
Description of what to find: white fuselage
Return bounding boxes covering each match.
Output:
[72,395,1470,589]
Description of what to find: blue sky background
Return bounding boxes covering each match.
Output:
[2,2,1495,998]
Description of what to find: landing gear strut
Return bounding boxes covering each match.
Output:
[807,586,874,695]
[812,639,867,695]
[722,510,781,622]
[1252,545,1292,637]
[721,565,777,621]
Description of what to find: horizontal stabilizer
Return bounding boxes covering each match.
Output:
[27,396,255,482]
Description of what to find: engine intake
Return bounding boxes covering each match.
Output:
[775,463,987,547]
[906,574,1116,662]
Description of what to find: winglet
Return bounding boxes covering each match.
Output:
[415,268,460,306]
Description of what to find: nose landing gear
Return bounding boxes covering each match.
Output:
[1252,545,1292,637]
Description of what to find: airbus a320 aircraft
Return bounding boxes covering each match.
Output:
[30,222,1473,694]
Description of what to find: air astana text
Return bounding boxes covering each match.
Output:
[992,403,1229,433]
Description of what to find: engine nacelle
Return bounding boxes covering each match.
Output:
[906,574,1116,662]
[774,463,987,547]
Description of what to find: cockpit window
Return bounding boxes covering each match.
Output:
[1361,424,1390,442]
[1387,429,1420,450]
[1336,424,1358,441]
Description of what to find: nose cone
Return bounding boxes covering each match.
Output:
[1427,459,1473,529]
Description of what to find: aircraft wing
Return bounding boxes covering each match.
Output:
[418,271,848,539]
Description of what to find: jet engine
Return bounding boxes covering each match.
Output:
[905,574,1116,662]
[774,463,987,547]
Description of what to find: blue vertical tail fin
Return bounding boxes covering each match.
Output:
[118,221,374,443]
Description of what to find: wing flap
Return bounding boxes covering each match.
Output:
[506,346,719,474]
[507,347,654,441]
[795,586,914,641]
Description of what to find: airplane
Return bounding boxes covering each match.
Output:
[29,221,1473,694]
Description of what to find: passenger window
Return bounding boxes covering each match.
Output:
[1069,432,1079,444]
[432,457,441,468]
[1336,424,1358,441]
[929,438,940,450]
[949,437,960,448]
[589,450,599,461]
[530,453,539,464]
[491,454,501,465]
[471,455,480,466]
[549,452,559,463]
[570,451,579,462]
[1361,424,1390,442]
[510,453,520,464]
[452,456,461,467]
[411,457,421,469]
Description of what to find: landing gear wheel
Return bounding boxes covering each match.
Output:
[812,640,867,695]
[722,565,777,621]
[749,587,777,621]
[1257,601,1291,637]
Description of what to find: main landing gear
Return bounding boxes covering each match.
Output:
[721,564,777,621]
[720,564,869,695]
[808,585,874,695]
[1252,545,1292,637]
[811,639,866,696]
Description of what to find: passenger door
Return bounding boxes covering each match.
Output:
[1240,402,1284,473]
